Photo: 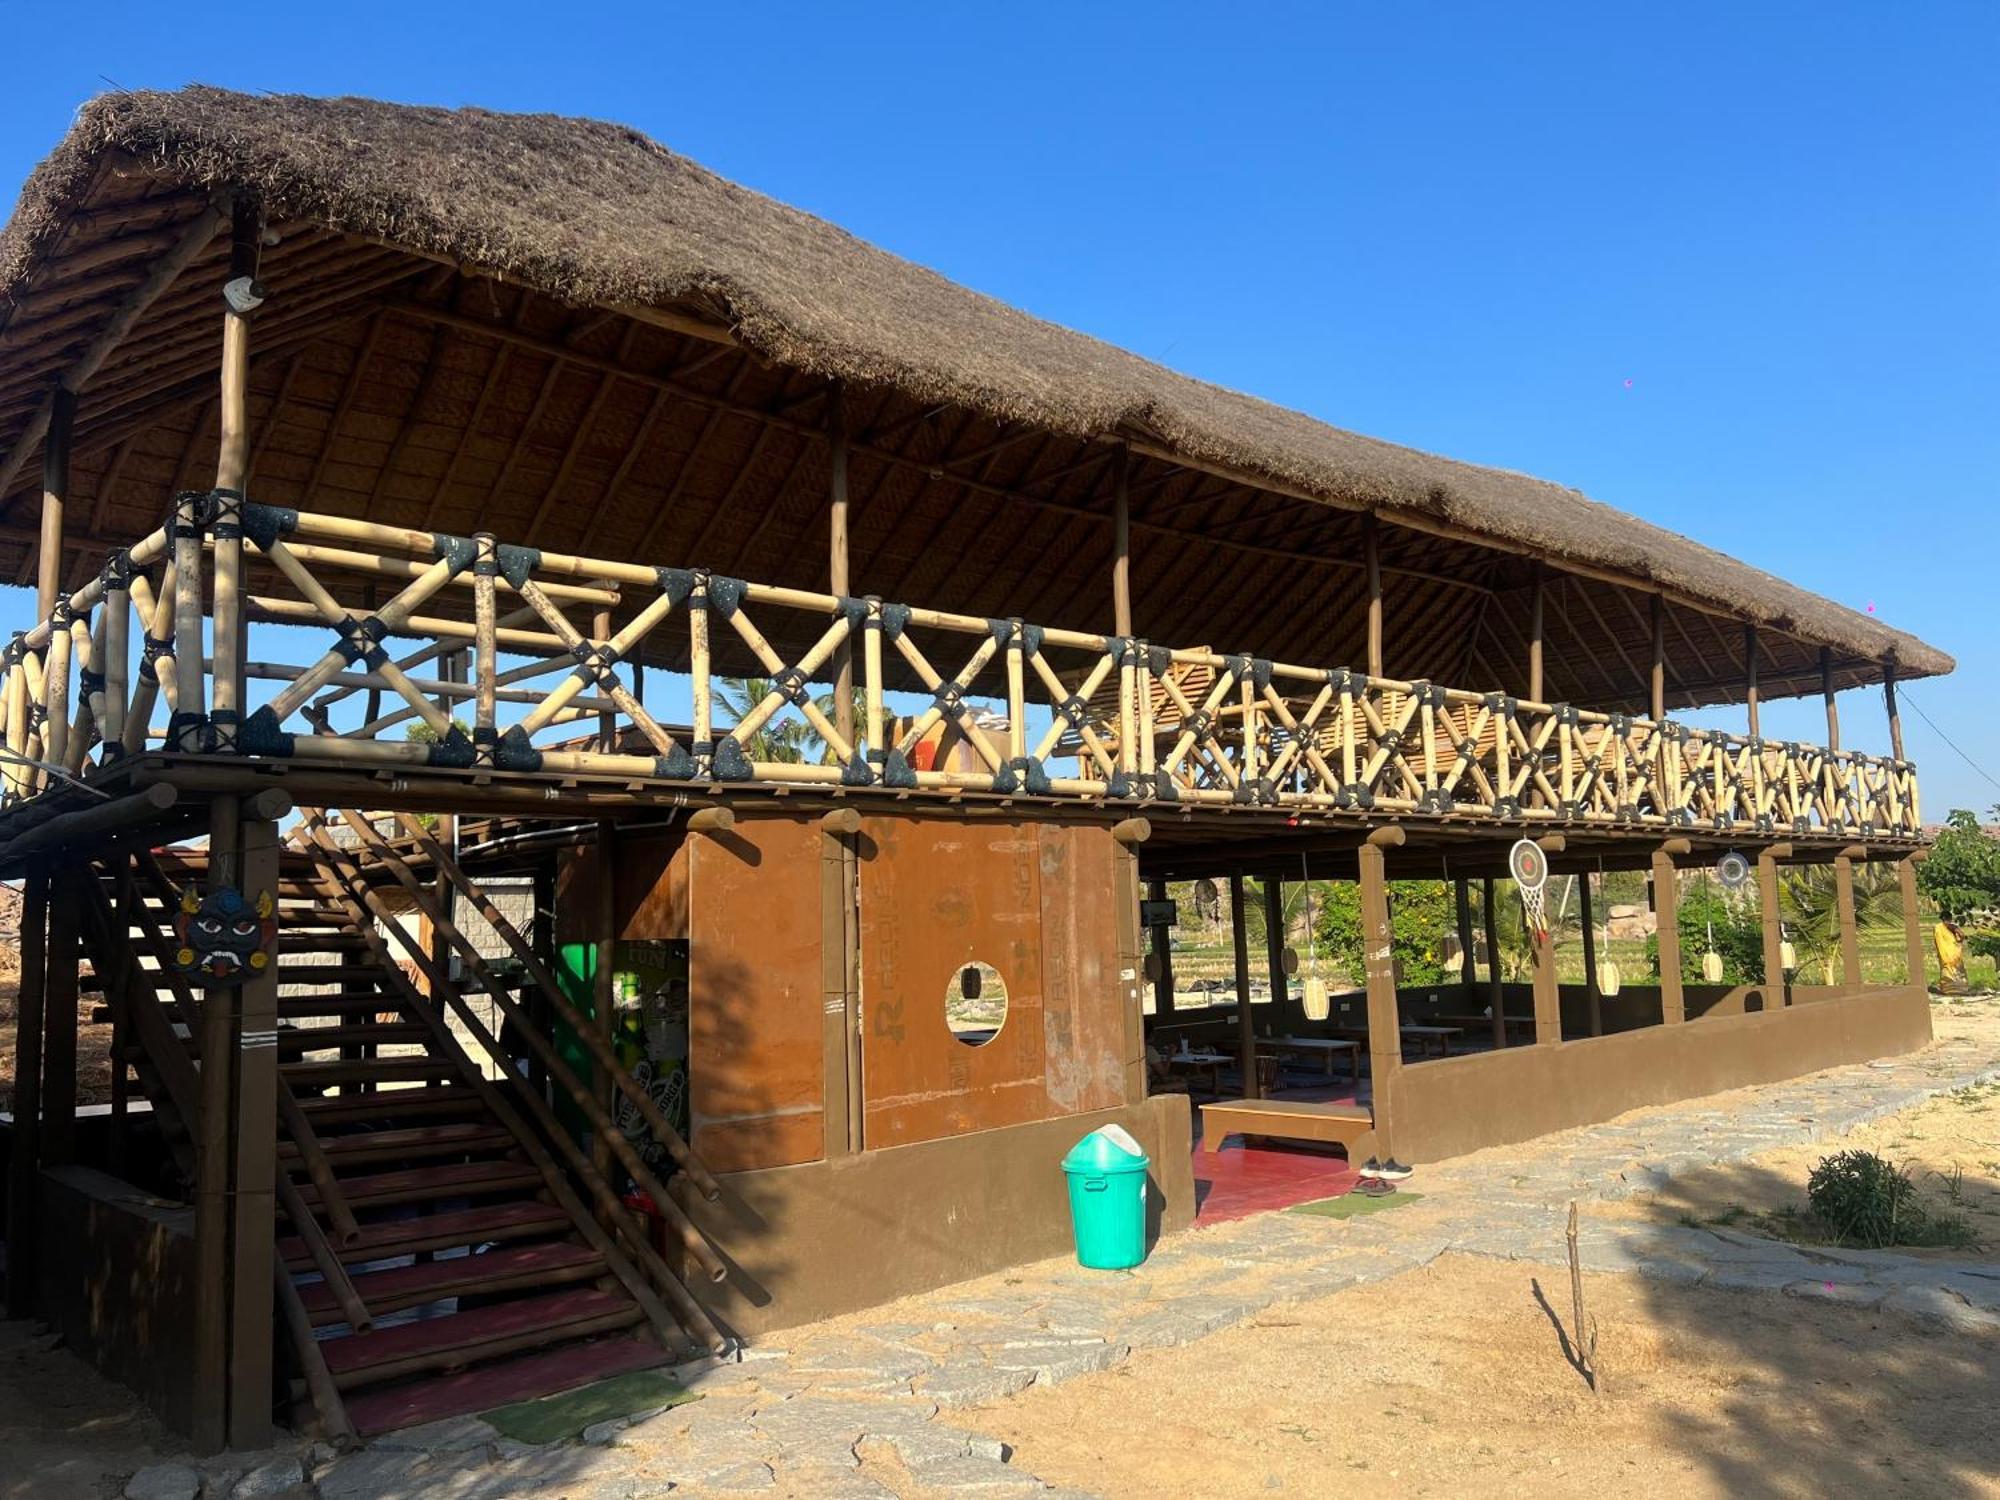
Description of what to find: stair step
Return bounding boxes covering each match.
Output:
[293,1086,483,1127]
[339,1333,670,1436]
[284,1058,459,1089]
[276,994,402,1019]
[299,1241,605,1325]
[277,1024,429,1056]
[292,1158,542,1212]
[270,964,391,986]
[317,1288,644,1388]
[281,1122,515,1168]
[279,1200,570,1272]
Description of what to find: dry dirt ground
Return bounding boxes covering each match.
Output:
[1591,997,2000,1257]
[968,1252,2000,1500]
[0,979,115,1116]
[0,1320,177,1500]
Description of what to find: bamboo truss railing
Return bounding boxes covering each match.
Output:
[0,499,1923,842]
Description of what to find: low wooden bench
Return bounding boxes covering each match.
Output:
[1199,1097,1376,1159]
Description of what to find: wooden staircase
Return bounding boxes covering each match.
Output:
[80,817,731,1440]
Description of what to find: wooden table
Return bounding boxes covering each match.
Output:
[1164,1048,1233,1094]
[1260,1035,1361,1083]
[1399,1024,1464,1058]
[1430,1013,1534,1041]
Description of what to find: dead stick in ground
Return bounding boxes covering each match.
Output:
[1566,1199,1598,1391]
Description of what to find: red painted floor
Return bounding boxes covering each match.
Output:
[1190,1085,1369,1224]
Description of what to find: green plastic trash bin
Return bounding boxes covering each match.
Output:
[1061,1124,1151,1270]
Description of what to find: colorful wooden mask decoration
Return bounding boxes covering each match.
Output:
[173,884,277,985]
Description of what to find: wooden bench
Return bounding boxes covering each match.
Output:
[1199,1098,1376,1159]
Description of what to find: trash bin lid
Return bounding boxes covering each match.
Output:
[1061,1124,1149,1173]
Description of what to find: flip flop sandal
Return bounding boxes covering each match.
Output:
[1354,1177,1397,1198]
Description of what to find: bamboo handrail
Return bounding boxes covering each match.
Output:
[295,828,728,1353]
[383,809,722,1200]
[319,809,728,1274]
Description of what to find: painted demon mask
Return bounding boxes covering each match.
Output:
[173,885,277,985]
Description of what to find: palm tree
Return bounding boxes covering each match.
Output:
[1781,864,1902,984]
[712,678,811,764]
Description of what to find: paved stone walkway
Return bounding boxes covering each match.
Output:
[132,1012,2000,1499]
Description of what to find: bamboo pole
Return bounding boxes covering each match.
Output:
[1111,443,1132,638]
[1357,830,1404,1147]
[1365,516,1384,679]
[1834,852,1862,986]
[1578,870,1602,1036]
[1527,565,1544,703]
[1884,664,1904,761]
[1821,646,1841,752]
[275,1267,354,1446]
[1649,594,1666,725]
[169,488,207,748]
[828,381,854,748]
[474,533,498,759]
[4,867,46,1316]
[36,388,73,623]
[1899,855,1928,994]
[1757,847,1788,1006]
[209,203,263,754]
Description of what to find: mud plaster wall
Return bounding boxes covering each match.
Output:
[687,1093,1194,1338]
[1386,985,1933,1162]
[35,1164,198,1436]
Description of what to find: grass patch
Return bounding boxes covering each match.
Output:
[482,1369,696,1446]
[1289,1189,1424,1220]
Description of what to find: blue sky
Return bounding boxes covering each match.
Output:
[1,3,1994,812]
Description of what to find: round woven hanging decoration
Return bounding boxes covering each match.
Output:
[1716,851,1751,890]
[1509,838,1549,892]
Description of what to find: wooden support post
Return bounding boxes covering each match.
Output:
[1898,855,1928,995]
[1114,840,1148,1104]
[1357,830,1404,1146]
[1531,893,1561,1046]
[1262,875,1288,1025]
[1147,877,1175,1019]
[594,606,615,752]
[225,814,279,1450]
[40,865,81,1167]
[1527,565,1544,702]
[1365,516,1384,679]
[1884,664,1904,761]
[191,800,240,1452]
[1834,851,1862,987]
[592,820,618,1200]
[1228,873,1259,1100]
[1111,443,1132,638]
[1652,844,1686,1023]
[1821,646,1841,752]
[1453,877,1478,1003]
[821,813,859,1157]
[1649,593,1666,724]
[1481,877,1506,1048]
[37,389,73,622]
[208,201,262,755]
[1744,623,1761,741]
[1757,847,1788,1007]
[5,866,48,1318]
[828,382,854,748]
[1578,870,1603,1037]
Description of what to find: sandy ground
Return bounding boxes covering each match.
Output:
[0,980,114,1116]
[968,1252,2000,1500]
[0,1320,178,1500]
[1590,997,2000,1256]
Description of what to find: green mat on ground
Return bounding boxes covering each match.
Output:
[482,1369,698,1445]
[1287,1189,1424,1220]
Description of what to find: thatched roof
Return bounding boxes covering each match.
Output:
[0,86,1952,696]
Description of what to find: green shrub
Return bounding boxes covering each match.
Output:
[1805,1149,1976,1249]
[1315,880,1455,988]
[1645,883,1764,985]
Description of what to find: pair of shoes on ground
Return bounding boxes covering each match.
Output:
[1359,1157,1413,1182]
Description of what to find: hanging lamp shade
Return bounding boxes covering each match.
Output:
[1779,939,1798,972]
[1599,960,1623,996]
[1440,932,1464,975]
[1302,973,1331,1021]
[1701,950,1725,984]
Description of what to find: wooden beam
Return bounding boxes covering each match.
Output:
[1356,839,1401,1142]
[0,200,228,504]
[1365,516,1383,677]
[1652,848,1685,1023]
[1821,645,1841,752]
[1650,593,1667,723]
[1744,622,1762,740]
[1527,564,1544,703]
[1834,852,1862,986]
[1111,442,1132,637]
[828,382,854,748]
[1884,664,1904,761]
[1757,848,1788,1005]
[37,388,74,620]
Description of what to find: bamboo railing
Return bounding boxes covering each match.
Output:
[0,500,1923,842]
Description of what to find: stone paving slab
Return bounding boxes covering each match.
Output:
[122,1013,2000,1499]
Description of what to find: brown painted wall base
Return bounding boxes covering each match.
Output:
[1389,986,1933,1163]
[35,1165,198,1436]
[686,1093,1194,1339]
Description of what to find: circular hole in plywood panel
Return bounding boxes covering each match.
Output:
[945,960,1008,1046]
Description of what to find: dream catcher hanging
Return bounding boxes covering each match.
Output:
[1509,838,1550,947]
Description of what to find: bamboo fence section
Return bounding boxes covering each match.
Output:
[0,503,1923,842]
